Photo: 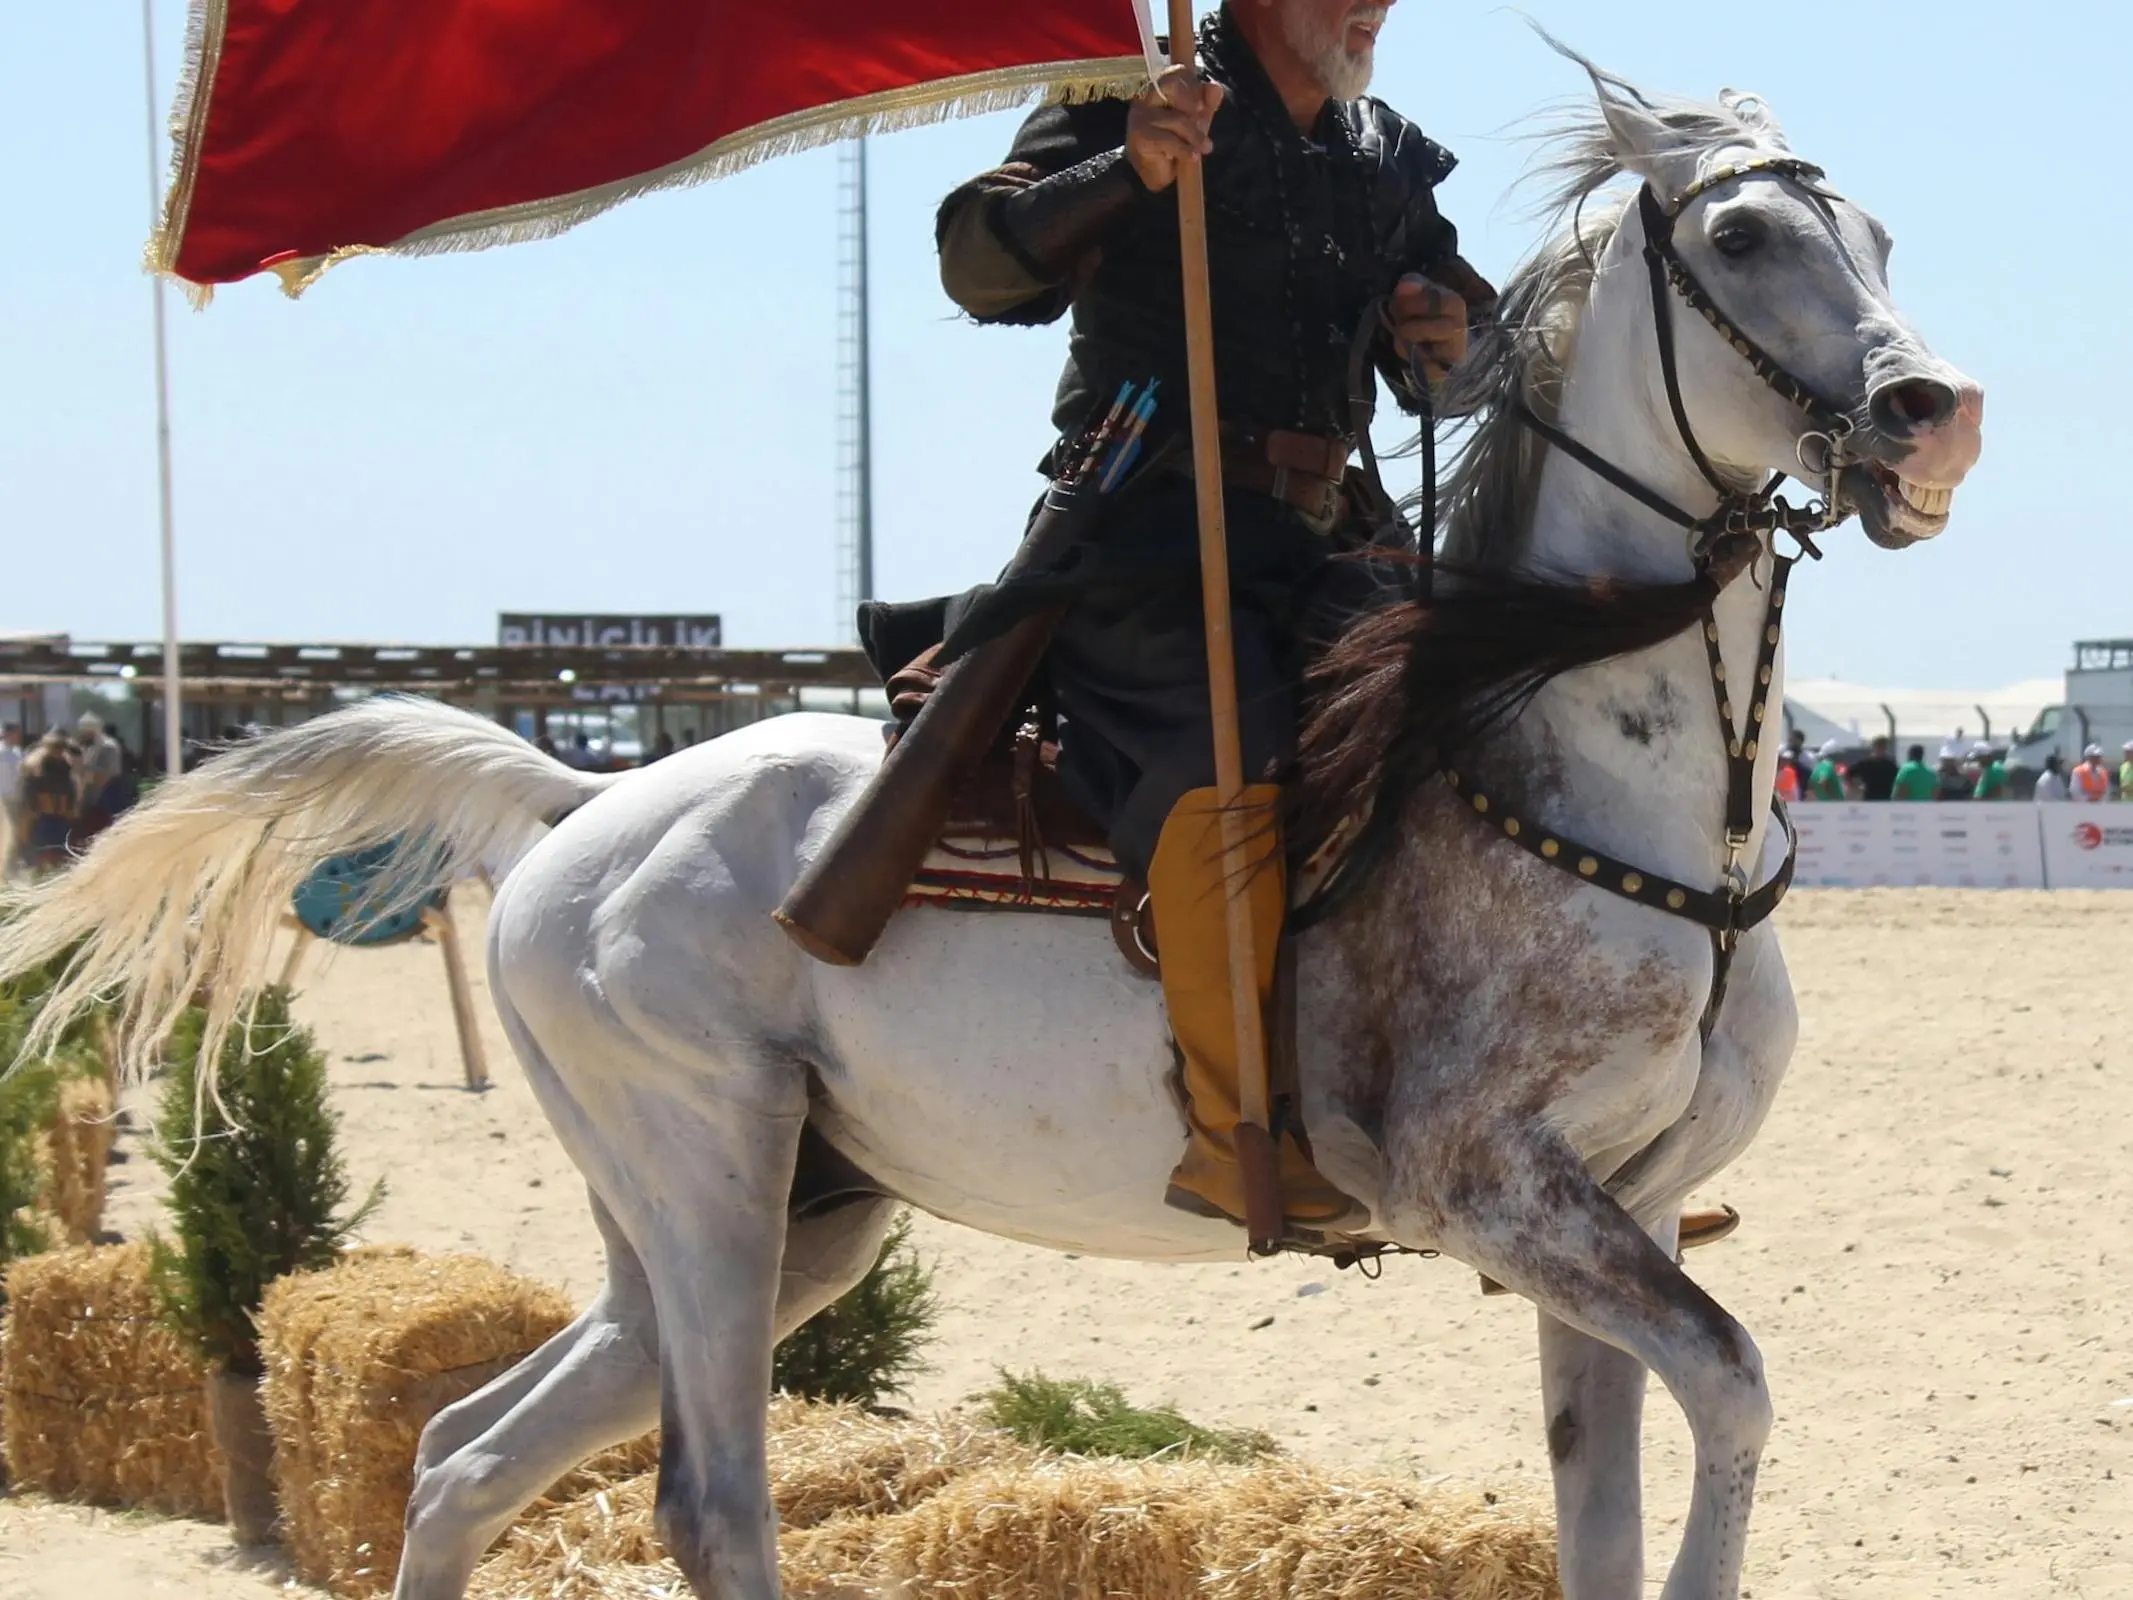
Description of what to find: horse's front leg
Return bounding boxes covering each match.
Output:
[1534,1209,1682,1600]
[1405,1125,1768,1600]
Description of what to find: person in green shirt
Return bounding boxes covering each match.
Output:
[1809,739,1847,801]
[2119,741,2133,801]
[1970,741,2010,800]
[1892,743,1938,800]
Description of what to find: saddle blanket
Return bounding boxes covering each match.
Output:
[905,832,1124,917]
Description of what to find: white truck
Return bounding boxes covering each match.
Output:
[2004,639,2133,797]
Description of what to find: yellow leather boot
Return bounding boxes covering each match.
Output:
[1152,785,1363,1231]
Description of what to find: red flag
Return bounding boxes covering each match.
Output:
[156,1,1154,296]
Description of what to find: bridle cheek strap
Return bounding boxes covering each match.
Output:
[1634,163,1861,522]
[1638,183,1740,504]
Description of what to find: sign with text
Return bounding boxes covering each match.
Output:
[498,613,721,649]
[1791,803,2046,888]
[2038,811,2133,888]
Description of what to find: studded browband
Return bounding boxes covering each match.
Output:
[1513,156,1857,555]
[1641,157,1857,443]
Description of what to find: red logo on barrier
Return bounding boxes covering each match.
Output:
[2075,822,2104,851]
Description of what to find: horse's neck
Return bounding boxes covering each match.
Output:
[1492,282,1786,888]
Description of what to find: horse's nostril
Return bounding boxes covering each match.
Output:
[1870,378,1958,436]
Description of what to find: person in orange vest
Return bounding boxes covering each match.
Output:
[2072,743,2112,803]
[1774,747,1802,804]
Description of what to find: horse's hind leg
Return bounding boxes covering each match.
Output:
[617,1083,804,1600]
[394,1191,661,1600]
[1418,1131,1769,1600]
[406,1188,648,1475]
[390,1186,893,1600]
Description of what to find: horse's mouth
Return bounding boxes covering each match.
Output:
[1846,460,1954,548]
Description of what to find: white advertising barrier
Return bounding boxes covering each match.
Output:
[1791,803,2046,888]
[2037,809,2133,888]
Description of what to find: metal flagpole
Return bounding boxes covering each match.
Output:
[855,138,874,610]
[140,0,184,776]
[835,139,875,641]
[1164,0,1284,1252]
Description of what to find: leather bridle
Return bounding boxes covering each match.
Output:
[1515,155,1859,560]
[1448,155,1878,1035]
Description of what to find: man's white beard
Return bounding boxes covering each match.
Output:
[1280,5,1380,101]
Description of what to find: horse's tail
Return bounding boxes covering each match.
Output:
[0,695,612,1088]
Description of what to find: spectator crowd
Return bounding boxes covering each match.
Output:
[0,713,142,876]
[1774,734,2133,805]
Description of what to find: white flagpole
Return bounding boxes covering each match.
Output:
[140,0,183,776]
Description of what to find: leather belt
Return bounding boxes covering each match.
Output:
[1168,425,1354,533]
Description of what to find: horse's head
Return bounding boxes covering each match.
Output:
[1585,67,1982,549]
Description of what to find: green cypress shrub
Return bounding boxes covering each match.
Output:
[149,988,381,1375]
[0,946,119,1285]
[772,1211,937,1407]
[2,945,114,1063]
[0,1055,58,1289]
[0,981,64,1292]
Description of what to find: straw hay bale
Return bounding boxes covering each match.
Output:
[1195,1464,1558,1600]
[765,1395,1035,1528]
[470,1400,1032,1600]
[0,1242,224,1518]
[471,1413,1556,1600]
[822,1458,1558,1600]
[789,1455,1214,1600]
[36,1076,116,1245]
[800,1457,1558,1600]
[259,1247,576,1595]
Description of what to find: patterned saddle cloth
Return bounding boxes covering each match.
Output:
[898,724,1156,974]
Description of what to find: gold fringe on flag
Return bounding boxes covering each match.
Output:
[146,0,1147,303]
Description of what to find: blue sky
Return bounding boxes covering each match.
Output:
[1,3,2122,689]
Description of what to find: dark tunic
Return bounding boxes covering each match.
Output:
[935,7,1463,875]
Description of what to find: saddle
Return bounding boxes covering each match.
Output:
[881,644,1157,977]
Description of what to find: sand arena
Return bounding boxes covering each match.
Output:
[2,886,2127,1598]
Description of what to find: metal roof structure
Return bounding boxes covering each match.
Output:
[0,637,878,704]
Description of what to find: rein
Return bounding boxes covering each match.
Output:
[1437,157,1865,1034]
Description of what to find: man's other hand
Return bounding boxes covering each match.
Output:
[1126,65,1225,193]
[1388,273,1469,384]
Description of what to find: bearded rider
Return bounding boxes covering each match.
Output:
[935,0,1460,1233]
[936,0,1738,1256]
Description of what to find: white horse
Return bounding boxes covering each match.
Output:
[3,64,1980,1600]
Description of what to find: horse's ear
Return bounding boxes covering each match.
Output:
[1591,79,1705,190]
[1530,28,1704,186]
[1719,89,1791,149]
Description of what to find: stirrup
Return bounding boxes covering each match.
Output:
[1677,1202,1741,1252]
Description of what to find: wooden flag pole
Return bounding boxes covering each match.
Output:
[1166,0,1284,1254]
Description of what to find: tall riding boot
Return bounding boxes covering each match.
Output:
[1152,785,1362,1231]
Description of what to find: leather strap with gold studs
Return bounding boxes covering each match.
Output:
[1702,552,1796,840]
[1442,764,1795,938]
[1441,549,1799,941]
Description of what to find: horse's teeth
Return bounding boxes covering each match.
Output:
[1898,479,1951,517]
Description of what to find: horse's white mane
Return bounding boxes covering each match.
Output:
[1436,49,1785,570]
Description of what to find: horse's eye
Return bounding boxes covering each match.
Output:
[1711,221,1761,259]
